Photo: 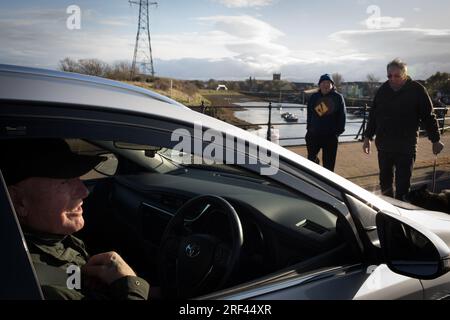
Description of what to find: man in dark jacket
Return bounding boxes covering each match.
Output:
[363,59,445,200]
[306,73,346,171]
[2,138,150,300]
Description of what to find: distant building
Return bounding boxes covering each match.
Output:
[216,84,228,91]
[273,73,281,81]
[341,83,364,98]
[340,82,381,99]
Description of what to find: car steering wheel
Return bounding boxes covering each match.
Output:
[158,195,243,298]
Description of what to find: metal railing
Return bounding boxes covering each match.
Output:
[190,101,449,146]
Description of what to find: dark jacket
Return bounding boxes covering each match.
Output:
[24,230,150,300]
[307,89,346,136]
[365,77,440,154]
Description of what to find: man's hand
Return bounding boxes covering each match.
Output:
[82,251,136,285]
[363,137,371,154]
[433,141,444,155]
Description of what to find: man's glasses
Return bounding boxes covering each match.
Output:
[387,74,402,79]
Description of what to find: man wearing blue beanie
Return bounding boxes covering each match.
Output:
[305,74,346,171]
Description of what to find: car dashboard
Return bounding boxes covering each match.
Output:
[135,169,335,241]
[80,167,348,287]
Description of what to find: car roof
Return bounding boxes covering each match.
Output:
[0,64,396,213]
[0,64,189,110]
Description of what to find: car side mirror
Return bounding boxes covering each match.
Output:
[376,211,450,280]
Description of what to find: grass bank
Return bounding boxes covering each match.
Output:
[124,81,260,129]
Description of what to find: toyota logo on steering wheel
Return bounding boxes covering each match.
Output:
[185,243,200,258]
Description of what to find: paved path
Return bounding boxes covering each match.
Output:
[287,132,450,193]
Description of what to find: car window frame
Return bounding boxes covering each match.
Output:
[0,169,43,300]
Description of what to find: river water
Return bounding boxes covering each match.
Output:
[233,102,365,147]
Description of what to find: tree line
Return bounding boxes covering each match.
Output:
[58,57,450,101]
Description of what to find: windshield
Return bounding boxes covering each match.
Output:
[159,147,274,182]
[93,140,276,183]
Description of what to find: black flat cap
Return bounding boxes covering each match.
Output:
[0,138,106,185]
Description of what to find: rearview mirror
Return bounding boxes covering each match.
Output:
[376,212,450,280]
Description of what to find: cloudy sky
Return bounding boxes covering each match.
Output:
[1,0,450,81]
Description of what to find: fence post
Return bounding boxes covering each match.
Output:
[442,106,448,134]
[355,105,366,140]
[200,100,206,114]
[362,104,368,138]
[267,102,272,141]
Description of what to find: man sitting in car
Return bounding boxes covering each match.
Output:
[1,138,150,300]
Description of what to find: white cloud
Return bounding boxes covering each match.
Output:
[0,8,134,69]
[153,14,302,77]
[154,15,286,62]
[363,16,405,29]
[330,28,450,49]
[328,28,450,79]
[197,15,284,41]
[215,0,274,8]
[166,15,295,73]
[153,31,237,60]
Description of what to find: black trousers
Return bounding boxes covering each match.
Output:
[305,133,338,172]
[377,151,416,200]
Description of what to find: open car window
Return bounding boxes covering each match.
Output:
[0,169,43,299]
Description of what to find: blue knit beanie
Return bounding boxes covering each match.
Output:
[318,74,334,85]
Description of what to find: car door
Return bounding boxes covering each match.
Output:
[0,169,43,299]
[258,264,423,300]
[352,264,423,299]
[0,101,427,300]
[421,273,450,300]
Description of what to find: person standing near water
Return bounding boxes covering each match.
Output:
[306,74,347,172]
[363,58,444,200]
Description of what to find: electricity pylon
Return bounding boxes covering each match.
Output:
[129,0,157,79]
